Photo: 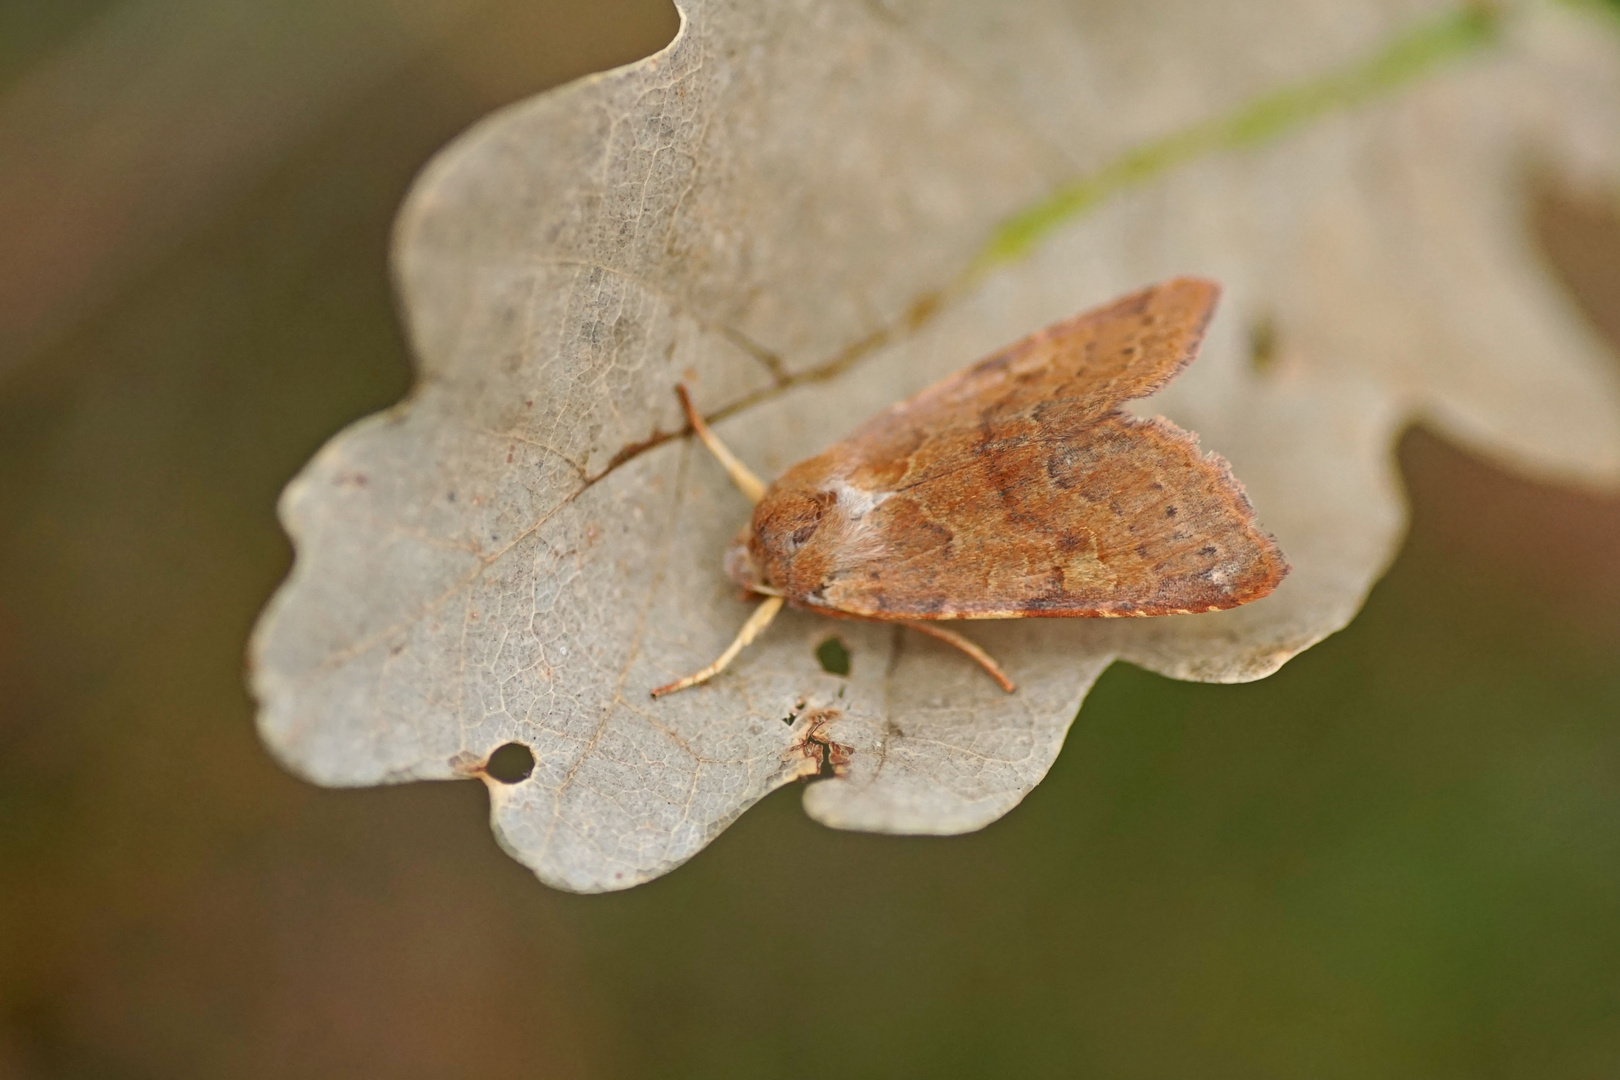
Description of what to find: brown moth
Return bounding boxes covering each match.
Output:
[653,277,1289,696]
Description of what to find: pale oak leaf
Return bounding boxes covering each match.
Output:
[252,0,1620,887]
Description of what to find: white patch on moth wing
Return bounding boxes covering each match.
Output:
[829,478,892,520]
[1204,553,1253,589]
[820,478,896,583]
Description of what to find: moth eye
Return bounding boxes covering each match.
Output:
[763,489,833,554]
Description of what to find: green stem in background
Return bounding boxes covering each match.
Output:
[975,4,1501,270]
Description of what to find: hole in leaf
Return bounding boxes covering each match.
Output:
[814,739,838,779]
[815,636,850,676]
[484,742,534,784]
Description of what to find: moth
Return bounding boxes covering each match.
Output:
[653,277,1288,696]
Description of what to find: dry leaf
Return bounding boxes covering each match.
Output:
[251,0,1620,890]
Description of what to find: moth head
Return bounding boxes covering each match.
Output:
[746,485,838,600]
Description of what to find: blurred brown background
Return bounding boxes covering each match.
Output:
[2,2,1619,1077]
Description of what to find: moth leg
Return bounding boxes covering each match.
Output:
[675,384,767,505]
[899,620,1016,693]
[652,595,785,697]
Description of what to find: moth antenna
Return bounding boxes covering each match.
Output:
[899,621,1016,693]
[675,384,767,505]
[652,595,785,697]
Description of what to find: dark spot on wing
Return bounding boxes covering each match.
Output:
[1056,530,1090,553]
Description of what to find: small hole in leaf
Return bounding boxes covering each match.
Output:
[815,739,838,779]
[484,742,534,784]
[815,636,850,676]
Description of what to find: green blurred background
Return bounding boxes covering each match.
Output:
[2,2,1619,1076]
